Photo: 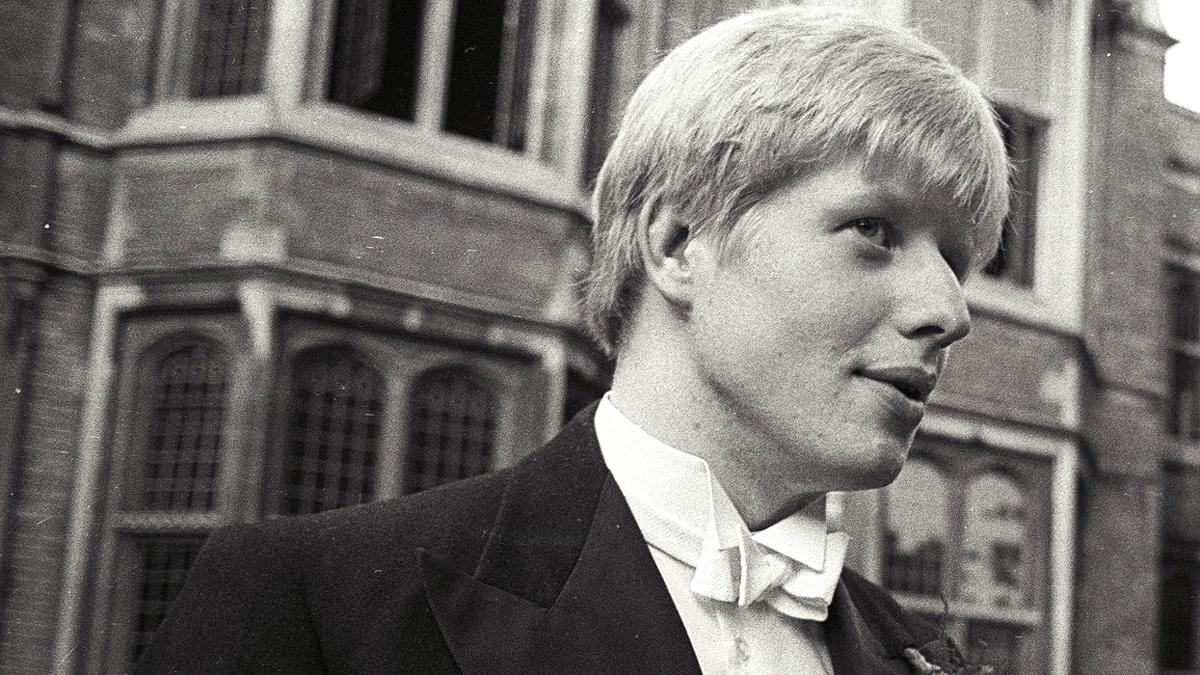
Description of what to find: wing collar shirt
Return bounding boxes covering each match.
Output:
[595,394,849,674]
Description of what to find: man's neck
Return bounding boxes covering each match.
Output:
[606,377,823,531]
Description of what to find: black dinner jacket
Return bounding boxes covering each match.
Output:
[136,403,950,674]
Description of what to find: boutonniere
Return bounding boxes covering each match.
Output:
[898,596,1009,675]
[901,635,1008,675]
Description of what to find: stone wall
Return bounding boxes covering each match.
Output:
[1073,8,1175,674]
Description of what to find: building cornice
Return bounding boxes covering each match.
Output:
[1102,0,1177,52]
[0,100,594,220]
[0,107,114,151]
[0,243,97,277]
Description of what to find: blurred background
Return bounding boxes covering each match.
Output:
[0,0,1196,673]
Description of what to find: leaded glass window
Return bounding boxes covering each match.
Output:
[443,0,538,149]
[139,343,227,511]
[961,472,1028,608]
[403,368,496,494]
[104,336,232,673]
[128,536,205,664]
[883,458,949,596]
[880,442,1051,674]
[280,348,384,515]
[585,0,629,181]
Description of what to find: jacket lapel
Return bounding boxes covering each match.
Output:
[825,570,947,675]
[539,476,701,673]
[421,403,944,674]
[421,406,700,674]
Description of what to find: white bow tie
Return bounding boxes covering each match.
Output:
[689,519,849,621]
[624,489,849,622]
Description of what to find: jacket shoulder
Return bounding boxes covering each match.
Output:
[136,469,516,673]
[264,466,514,569]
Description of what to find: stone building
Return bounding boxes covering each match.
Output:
[1159,71,1200,675]
[0,1,1193,673]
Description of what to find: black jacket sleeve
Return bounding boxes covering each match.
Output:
[133,523,326,674]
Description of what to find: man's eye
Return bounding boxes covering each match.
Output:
[850,218,891,248]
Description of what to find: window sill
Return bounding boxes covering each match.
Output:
[965,274,1078,337]
[892,591,1043,626]
[115,96,592,217]
[116,96,278,144]
[111,511,224,533]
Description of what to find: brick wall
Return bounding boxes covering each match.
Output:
[0,10,125,661]
[51,147,111,262]
[111,143,585,316]
[283,147,577,310]
[0,134,56,247]
[117,151,253,264]
[0,274,94,674]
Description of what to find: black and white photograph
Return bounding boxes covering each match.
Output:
[0,0,1198,673]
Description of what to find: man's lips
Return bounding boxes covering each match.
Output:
[857,365,938,402]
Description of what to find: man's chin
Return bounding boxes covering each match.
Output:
[834,444,910,491]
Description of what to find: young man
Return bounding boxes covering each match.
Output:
[138,6,1007,674]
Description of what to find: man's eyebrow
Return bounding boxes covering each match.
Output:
[831,185,916,216]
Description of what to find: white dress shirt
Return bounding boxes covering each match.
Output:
[594,394,847,674]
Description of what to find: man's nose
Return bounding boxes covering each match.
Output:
[895,254,971,349]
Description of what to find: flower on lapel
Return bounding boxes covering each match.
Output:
[901,636,1005,675]
[902,647,946,674]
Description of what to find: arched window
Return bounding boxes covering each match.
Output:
[404,367,497,494]
[111,336,229,668]
[961,471,1028,608]
[883,458,950,596]
[878,442,1051,673]
[138,342,228,511]
[279,348,384,515]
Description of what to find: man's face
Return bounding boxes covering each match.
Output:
[681,160,974,508]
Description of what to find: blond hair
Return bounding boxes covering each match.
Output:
[584,5,1009,355]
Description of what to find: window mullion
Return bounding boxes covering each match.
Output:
[415,0,457,130]
[493,0,538,149]
[946,461,967,603]
[263,0,316,106]
[154,1,186,100]
[521,0,554,158]
[492,0,521,145]
[374,378,405,500]
[532,0,597,176]
[169,2,204,99]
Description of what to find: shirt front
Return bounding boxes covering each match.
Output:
[594,394,847,674]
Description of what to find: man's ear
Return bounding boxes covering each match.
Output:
[638,213,707,308]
